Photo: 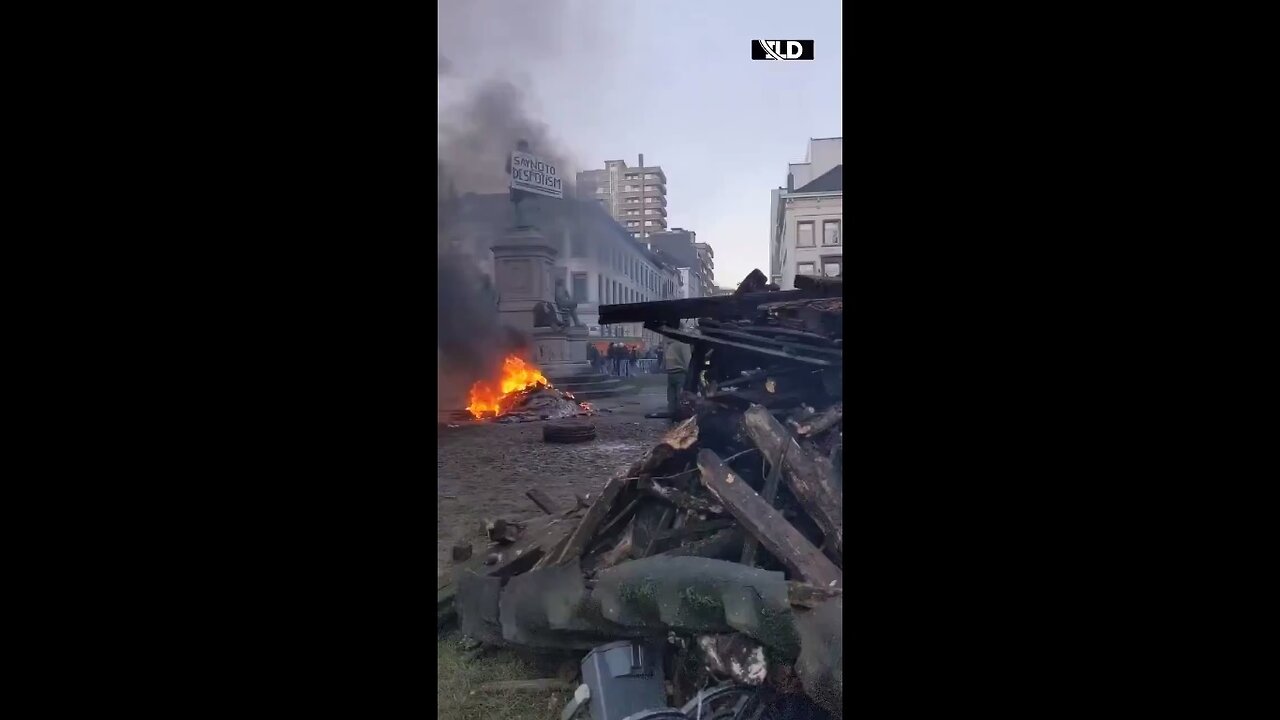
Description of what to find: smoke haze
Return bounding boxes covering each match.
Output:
[436,1,600,407]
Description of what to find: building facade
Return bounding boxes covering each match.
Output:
[449,193,680,349]
[577,157,669,239]
[645,228,715,298]
[771,138,843,290]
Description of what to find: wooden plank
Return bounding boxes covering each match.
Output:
[598,287,839,325]
[526,488,560,515]
[697,449,842,588]
[740,440,788,567]
[741,405,843,559]
[650,325,836,368]
[549,475,627,565]
[796,403,842,437]
[788,581,843,608]
[641,479,725,516]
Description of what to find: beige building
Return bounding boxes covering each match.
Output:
[771,138,843,289]
[577,156,670,239]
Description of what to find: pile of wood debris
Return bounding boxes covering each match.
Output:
[438,272,843,718]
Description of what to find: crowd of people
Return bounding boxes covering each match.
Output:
[587,342,664,377]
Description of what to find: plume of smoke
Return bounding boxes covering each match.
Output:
[436,0,595,405]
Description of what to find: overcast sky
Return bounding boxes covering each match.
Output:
[438,0,842,287]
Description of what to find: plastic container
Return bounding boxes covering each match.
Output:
[580,640,666,720]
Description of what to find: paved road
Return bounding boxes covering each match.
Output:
[436,386,670,577]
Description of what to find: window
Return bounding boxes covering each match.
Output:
[824,254,844,278]
[797,262,816,276]
[822,220,841,246]
[797,221,815,247]
[572,272,588,303]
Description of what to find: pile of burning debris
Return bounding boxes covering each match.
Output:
[458,355,594,424]
[438,271,842,719]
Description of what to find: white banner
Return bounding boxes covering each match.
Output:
[509,150,564,199]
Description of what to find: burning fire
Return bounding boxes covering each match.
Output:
[467,355,550,418]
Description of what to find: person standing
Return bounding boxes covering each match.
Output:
[663,338,691,419]
[587,343,599,373]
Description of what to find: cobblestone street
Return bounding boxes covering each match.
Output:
[436,385,669,577]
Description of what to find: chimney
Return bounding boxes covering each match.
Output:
[787,173,794,192]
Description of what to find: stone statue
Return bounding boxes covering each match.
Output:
[506,139,534,228]
[554,279,584,328]
[532,301,566,330]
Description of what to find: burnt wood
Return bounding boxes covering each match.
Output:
[741,440,788,567]
[598,287,839,325]
[651,325,837,369]
[549,474,627,565]
[741,405,843,558]
[641,479,725,516]
[697,449,842,588]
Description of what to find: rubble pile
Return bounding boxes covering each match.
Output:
[438,271,843,718]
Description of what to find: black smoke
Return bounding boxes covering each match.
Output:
[436,2,591,407]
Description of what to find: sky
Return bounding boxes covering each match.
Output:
[438,0,842,288]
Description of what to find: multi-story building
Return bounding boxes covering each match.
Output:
[577,156,669,239]
[448,192,680,349]
[771,138,843,290]
[645,228,715,298]
[694,242,716,296]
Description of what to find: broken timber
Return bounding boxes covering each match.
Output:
[742,405,844,558]
[696,449,842,589]
[597,286,841,326]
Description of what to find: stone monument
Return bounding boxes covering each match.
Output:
[492,140,587,364]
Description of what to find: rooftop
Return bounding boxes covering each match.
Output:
[795,164,842,193]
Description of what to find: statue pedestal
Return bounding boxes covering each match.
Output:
[532,326,588,364]
[565,325,588,362]
[492,226,558,336]
[532,328,568,364]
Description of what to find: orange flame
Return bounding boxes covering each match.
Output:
[467,355,550,418]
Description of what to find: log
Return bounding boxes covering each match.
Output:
[550,418,701,566]
[549,475,627,565]
[598,287,839,325]
[787,581,843,608]
[697,449,842,588]
[651,324,837,369]
[526,488,560,515]
[741,440,788,567]
[589,522,635,570]
[796,404,842,437]
[741,405,843,558]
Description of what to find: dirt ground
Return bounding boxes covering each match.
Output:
[436,385,670,579]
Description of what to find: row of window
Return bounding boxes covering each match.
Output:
[797,219,842,248]
[590,273,662,305]
[598,243,673,298]
[623,173,662,180]
[797,256,842,278]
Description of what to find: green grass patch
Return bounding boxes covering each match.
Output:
[437,632,573,720]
